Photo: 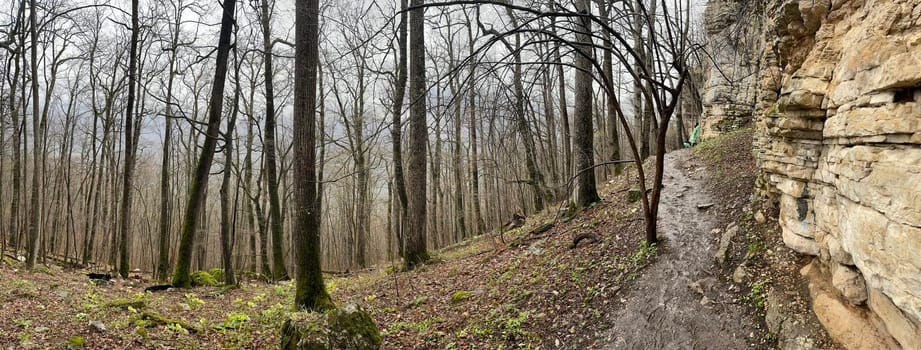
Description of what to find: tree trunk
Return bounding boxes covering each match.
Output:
[390,0,409,258]
[554,40,572,180]
[571,0,600,208]
[465,8,484,235]
[633,0,648,160]
[5,35,21,256]
[218,44,243,286]
[598,0,622,176]
[259,0,289,281]
[26,0,44,269]
[157,1,184,281]
[172,0,237,288]
[451,77,466,241]
[505,5,547,211]
[117,0,140,278]
[292,0,332,311]
[403,0,430,269]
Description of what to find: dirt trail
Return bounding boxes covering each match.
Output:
[602,149,760,349]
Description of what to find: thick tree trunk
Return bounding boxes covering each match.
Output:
[292,0,332,311]
[403,0,430,269]
[571,0,600,208]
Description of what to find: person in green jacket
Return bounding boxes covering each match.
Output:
[684,123,702,148]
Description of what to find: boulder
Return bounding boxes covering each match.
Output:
[830,263,867,306]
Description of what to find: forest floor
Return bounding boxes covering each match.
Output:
[0,129,835,349]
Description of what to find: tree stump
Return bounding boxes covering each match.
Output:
[280,303,381,350]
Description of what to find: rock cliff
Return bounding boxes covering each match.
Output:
[702,0,921,348]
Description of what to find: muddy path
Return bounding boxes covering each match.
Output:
[601,149,761,349]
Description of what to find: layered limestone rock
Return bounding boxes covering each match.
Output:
[700,0,764,136]
[703,0,921,348]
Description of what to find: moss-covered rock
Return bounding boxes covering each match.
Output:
[190,270,220,287]
[106,299,147,310]
[136,311,202,333]
[207,268,225,282]
[280,303,381,350]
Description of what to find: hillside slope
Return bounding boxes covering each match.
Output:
[0,130,832,349]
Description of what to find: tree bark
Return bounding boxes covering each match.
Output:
[571,0,600,208]
[172,0,237,288]
[117,0,140,278]
[260,0,289,281]
[292,0,332,311]
[403,0,430,269]
[390,0,410,258]
[218,43,243,286]
[598,0,622,175]
[505,5,548,211]
[464,8,484,235]
[26,0,44,269]
[157,0,184,281]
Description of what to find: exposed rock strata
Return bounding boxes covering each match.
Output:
[703,0,921,348]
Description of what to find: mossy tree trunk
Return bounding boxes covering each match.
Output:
[292,0,332,311]
[172,0,237,288]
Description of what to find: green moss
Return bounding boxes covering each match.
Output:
[450,290,473,303]
[207,268,226,282]
[65,336,85,350]
[134,326,148,338]
[190,270,220,287]
[280,303,381,350]
[327,305,382,347]
[137,311,202,333]
[106,299,147,310]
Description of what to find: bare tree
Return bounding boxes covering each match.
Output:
[258,0,288,281]
[172,0,237,288]
[403,0,431,269]
[291,0,332,311]
[117,0,140,278]
[570,0,600,208]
